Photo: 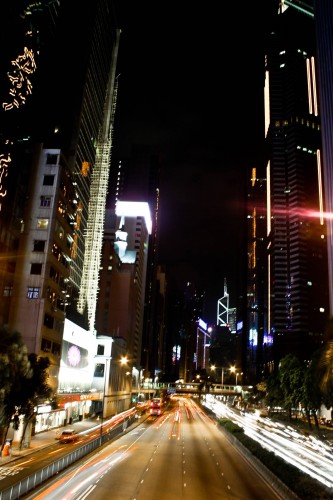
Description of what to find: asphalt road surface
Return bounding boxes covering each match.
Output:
[23,397,286,500]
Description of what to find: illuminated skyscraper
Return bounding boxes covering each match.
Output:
[314,0,333,318]
[107,146,163,379]
[264,1,329,366]
[244,167,269,382]
[96,202,152,370]
[0,1,120,391]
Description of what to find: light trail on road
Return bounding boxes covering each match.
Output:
[203,395,333,488]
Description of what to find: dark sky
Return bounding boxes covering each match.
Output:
[112,1,272,322]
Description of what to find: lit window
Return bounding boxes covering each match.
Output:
[37,218,49,229]
[3,285,13,297]
[27,286,40,298]
[40,196,51,207]
[82,161,90,176]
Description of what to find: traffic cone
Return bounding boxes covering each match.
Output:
[2,443,10,456]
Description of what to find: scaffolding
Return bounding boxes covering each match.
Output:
[77,32,120,333]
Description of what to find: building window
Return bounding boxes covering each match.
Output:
[94,363,104,377]
[33,240,45,252]
[52,342,61,356]
[41,338,52,352]
[3,285,13,297]
[6,262,15,273]
[46,153,58,165]
[30,263,42,275]
[97,344,105,355]
[40,195,51,207]
[43,313,54,329]
[27,286,40,298]
[81,161,90,176]
[43,175,55,186]
[37,218,49,229]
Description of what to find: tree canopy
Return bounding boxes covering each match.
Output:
[0,326,52,435]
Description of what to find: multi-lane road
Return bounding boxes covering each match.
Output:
[204,395,333,490]
[20,397,287,500]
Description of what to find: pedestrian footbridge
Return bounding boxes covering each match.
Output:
[168,382,240,396]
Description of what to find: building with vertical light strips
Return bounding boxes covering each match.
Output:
[264,0,329,368]
[314,0,333,319]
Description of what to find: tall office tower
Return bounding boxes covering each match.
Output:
[154,265,167,379]
[228,308,237,334]
[264,1,329,367]
[314,0,333,320]
[95,203,152,373]
[0,2,120,390]
[245,167,270,382]
[51,3,120,335]
[217,278,229,327]
[107,146,162,379]
[166,280,205,382]
[0,2,61,326]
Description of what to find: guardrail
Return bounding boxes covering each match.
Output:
[0,411,137,500]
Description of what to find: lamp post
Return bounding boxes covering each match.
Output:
[230,366,236,385]
[221,367,225,387]
[230,367,243,386]
[120,355,134,406]
[100,357,110,445]
[210,365,227,388]
[236,372,243,386]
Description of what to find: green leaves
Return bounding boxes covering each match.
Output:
[0,326,52,429]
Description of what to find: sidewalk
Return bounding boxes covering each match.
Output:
[0,418,99,465]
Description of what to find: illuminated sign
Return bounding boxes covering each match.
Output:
[61,340,89,369]
[198,318,207,331]
[116,200,152,234]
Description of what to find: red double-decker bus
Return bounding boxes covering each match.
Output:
[149,397,165,416]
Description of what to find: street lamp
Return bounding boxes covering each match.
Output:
[120,355,134,405]
[100,357,110,445]
[120,355,128,366]
[230,366,236,385]
[230,367,243,386]
[210,365,227,387]
[236,372,243,386]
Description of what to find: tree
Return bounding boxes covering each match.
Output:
[0,326,52,449]
[301,355,322,431]
[265,354,305,420]
[17,354,52,449]
[0,326,31,445]
[279,354,304,421]
[266,371,284,412]
[317,340,333,392]
[311,341,333,421]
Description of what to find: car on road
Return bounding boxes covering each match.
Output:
[58,429,79,443]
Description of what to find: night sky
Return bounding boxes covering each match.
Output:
[112,1,274,323]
